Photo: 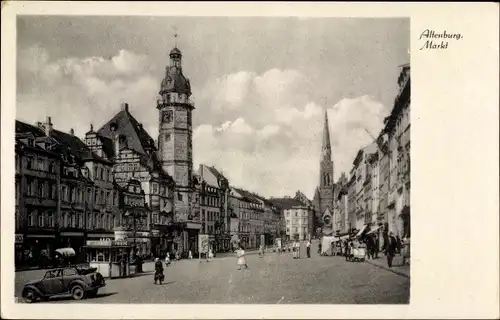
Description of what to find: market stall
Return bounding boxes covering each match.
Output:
[83,239,132,279]
[321,236,335,256]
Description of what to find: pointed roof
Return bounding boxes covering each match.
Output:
[51,129,111,164]
[322,110,331,152]
[268,197,307,210]
[97,107,156,156]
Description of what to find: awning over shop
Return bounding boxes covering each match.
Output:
[366,225,382,235]
[55,247,75,257]
[355,224,369,238]
[338,235,350,241]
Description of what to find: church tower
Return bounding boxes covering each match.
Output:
[314,110,335,234]
[157,44,194,222]
[320,110,334,190]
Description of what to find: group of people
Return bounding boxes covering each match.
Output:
[338,232,409,268]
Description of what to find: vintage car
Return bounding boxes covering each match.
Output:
[22,266,106,302]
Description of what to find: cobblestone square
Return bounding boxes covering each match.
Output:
[15,250,409,304]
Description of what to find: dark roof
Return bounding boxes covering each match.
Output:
[98,135,114,159]
[170,47,181,55]
[160,66,191,95]
[206,166,227,182]
[268,198,306,210]
[15,120,45,137]
[232,187,261,204]
[51,129,111,164]
[15,120,110,164]
[97,109,156,156]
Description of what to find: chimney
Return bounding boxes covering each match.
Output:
[44,116,53,137]
[121,103,129,112]
[70,128,74,135]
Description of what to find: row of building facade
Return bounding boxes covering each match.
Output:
[331,63,411,240]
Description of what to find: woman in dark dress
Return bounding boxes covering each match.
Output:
[154,258,164,285]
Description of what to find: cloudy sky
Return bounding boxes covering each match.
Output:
[17,16,409,199]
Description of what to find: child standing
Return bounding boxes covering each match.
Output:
[236,245,248,270]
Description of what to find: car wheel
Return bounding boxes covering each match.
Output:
[23,289,38,303]
[87,289,98,298]
[71,285,85,300]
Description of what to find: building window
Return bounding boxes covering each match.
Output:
[28,211,36,227]
[178,193,183,201]
[63,212,68,228]
[39,213,45,227]
[48,212,54,227]
[37,158,44,171]
[26,157,33,169]
[38,182,44,198]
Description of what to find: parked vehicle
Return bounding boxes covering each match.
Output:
[22,266,106,303]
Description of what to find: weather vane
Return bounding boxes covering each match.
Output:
[173,26,178,47]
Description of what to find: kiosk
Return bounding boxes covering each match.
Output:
[83,239,132,279]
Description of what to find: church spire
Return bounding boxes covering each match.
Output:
[322,110,331,160]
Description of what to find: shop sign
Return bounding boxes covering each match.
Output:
[15,234,24,244]
[113,240,128,246]
[86,238,112,246]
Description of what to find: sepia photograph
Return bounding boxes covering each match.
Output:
[2,2,499,319]
[13,15,410,304]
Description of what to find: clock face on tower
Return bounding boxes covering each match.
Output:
[162,110,173,123]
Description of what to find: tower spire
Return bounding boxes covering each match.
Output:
[322,110,331,160]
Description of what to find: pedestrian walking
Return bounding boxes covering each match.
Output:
[165,253,171,267]
[296,240,301,259]
[208,248,214,260]
[306,239,311,258]
[188,250,193,259]
[258,244,264,258]
[154,258,164,285]
[385,232,398,268]
[396,235,402,254]
[236,245,248,270]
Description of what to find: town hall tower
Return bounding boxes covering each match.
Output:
[157,45,194,222]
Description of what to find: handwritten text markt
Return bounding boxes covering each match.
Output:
[419,29,463,50]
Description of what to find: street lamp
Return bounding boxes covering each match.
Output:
[124,204,146,256]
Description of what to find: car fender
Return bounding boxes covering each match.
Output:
[68,279,88,291]
[23,285,45,298]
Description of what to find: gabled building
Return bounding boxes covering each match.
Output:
[197,165,230,251]
[88,102,176,255]
[269,196,314,241]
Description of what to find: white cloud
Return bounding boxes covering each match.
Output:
[193,70,390,199]
[17,46,158,140]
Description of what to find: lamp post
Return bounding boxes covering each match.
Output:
[124,204,145,256]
